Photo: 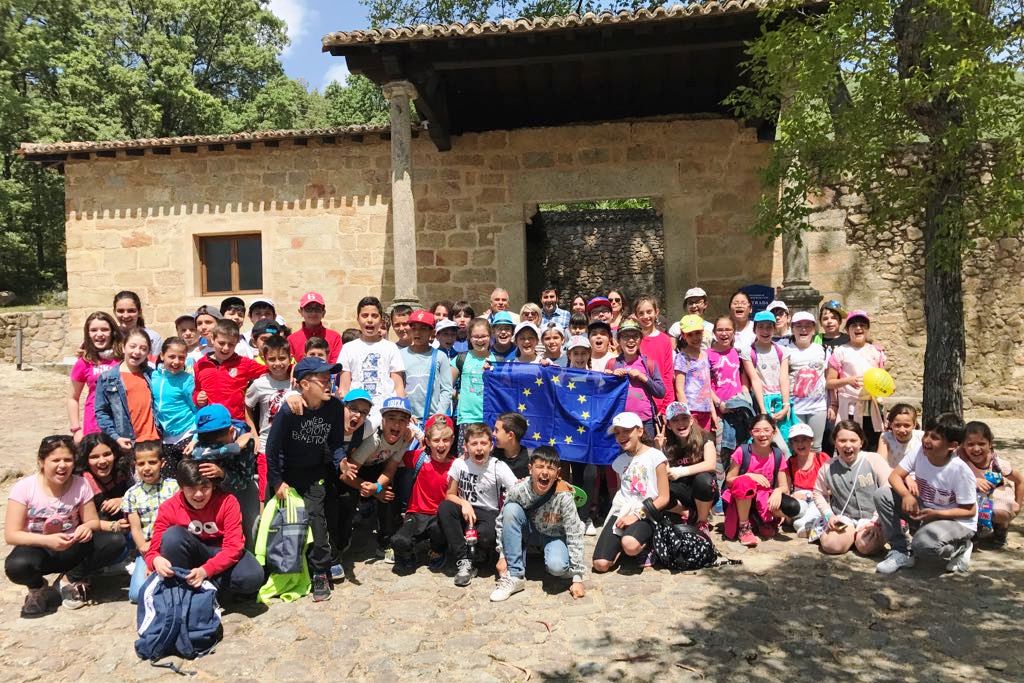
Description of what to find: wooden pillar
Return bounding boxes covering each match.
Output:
[382,80,420,309]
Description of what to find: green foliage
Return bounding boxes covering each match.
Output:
[363,0,661,27]
[540,197,653,211]
[323,75,390,127]
[726,0,1024,269]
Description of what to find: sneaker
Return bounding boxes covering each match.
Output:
[876,549,915,574]
[329,563,345,582]
[738,523,758,547]
[641,550,655,569]
[454,559,476,587]
[946,540,973,573]
[489,575,526,602]
[382,547,396,564]
[20,587,50,618]
[427,550,446,571]
[393,555,417,575]
[713,498,724,515]
[696,520,712,537]
[584,521,597,537]
[59,580,88,610]
[993,526,1008,547]
[312,572,332,601]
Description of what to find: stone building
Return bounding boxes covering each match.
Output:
[18,3,1024,406]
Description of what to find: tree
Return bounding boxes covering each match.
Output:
[323,74,390,127]
[728,0,1024,419]
[362,0,655,27]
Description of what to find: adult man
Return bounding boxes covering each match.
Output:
[487,288,520,324]
[539,285,570,330]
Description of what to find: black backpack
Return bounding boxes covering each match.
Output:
[643,501,740,571]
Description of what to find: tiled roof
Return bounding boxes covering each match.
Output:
[322,0,767,47]
[18,125,396,159]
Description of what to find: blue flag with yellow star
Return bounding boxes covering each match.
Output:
[483,364,628,465]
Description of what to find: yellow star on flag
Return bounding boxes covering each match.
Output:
[567,381,576,390]
[549,438,557,446]
[551,375,561,384]
[523,388,531,396]
[577,394,587,404]
[518,403,526,412]
[564,435,573,444]
[581,411,590,420]
[533,432,542,440]
[535,377,544,386]
[577,425,586,434]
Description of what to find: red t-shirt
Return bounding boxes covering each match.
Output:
[288,324,343,363]
[788,451,830,490]
[402,449,454,516]
[193,353,267,420]
[146,490,243,577]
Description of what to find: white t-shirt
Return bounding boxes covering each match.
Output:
[780,342,827,414]
[881,429,924,468]
[612,447,668,506]
[338,338,405,407]
[899,448,978,531]
[741,342,789,394]
[734,322,756,352]
[350,428,414,467]
[448,456,517,511]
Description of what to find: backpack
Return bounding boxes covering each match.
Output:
[642,501,740,571]
[262,491,310,575]
[739,443,785,487]
[135,568,222,673]
[749,342,784,368]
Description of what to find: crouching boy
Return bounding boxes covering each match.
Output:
[491,447,586,602]
[146,460,263,597]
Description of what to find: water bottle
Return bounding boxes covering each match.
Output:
[465,528,478,562]
[978,495,995,532]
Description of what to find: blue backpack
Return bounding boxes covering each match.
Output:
[135,568,222,672]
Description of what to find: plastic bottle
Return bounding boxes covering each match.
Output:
[465,528,478,562]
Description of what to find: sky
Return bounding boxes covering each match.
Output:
[269,0,370,91]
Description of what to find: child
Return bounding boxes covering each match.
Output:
[438,423,518,586]
[113,290,162,353]
[513,322,542,363]
[816,300,850,355]
[568,312,588,340]
[190,404,261,550]
[728,290,756,351]
[743,311,793,446]
[266,357,349,602]
[586,297,613,325]
[390,304,413,348]
[587,320,615,371]
[250,319,285,362]
[539,323,567,367]
[683,287,715,344]
[338,296,406,408]
[122,441,180,603]
[874,413,976,574]
[220,296,254,358]
[94,328,160,452]
[434,319,460,359]
[708,315,755,466]
[786,422,830,537]
[450,301,475,354]
[960,421,1021,547]
[305,336,331,360]
[566,335,591,370]
[174,313,200,362]
[339,397,417,561]
[247,298,277,326]
[673,314,718,433]
[722,414,800,547]
[489,311,517,361]
[635,295,676,411]
[605,320,665,437]
[288,291,342,362]
[430,299,453,321]
[146,459,263,598]
[341,328,361,345]
[826,310,886,451]
[492,446,586,601]
[452,318,496,446]
[877,403,924,468]
[68,311,122,443]
[192,319,267,424]
[401,309,454,420]
[655,402,718,535]
[245,335,293,502]
[783,311,829,451]
[768,300,790,340]
[391,414,457,574]
[811,421,888,555]
[75,432,131,528]
[495,412,530,478]
[563,336,599,535]
[592,412,670,572]
[5,435,127,616]
[191,304,222,363]
[152,337,198,477]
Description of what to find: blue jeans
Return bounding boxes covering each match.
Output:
[500,502,571,579]
[129,555,147,603]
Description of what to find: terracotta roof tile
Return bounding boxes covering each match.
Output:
[323,0,767,48]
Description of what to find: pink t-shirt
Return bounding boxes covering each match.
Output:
[707,347,743,402]
[8,474,93,534]
[640,331,676,412]
[730,446,789,484]
[70,357,119,435]
[618,355,655,421]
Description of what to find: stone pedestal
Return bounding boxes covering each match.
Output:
[778,232,822,313]
[383,80,420,309]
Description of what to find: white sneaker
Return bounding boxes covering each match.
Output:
[584,521,597,537]
[946,540,973,573]
[489,575,526,602]
[383,547,395,564]
[876,549,915,574]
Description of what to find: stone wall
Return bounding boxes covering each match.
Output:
[0,309,69,364]
[527,208,664,303]
[803,187,1024,407]
[61,118,772,346]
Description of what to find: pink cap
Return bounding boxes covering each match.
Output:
[408,309,436,328]
[299,291,325,308]
[845,309,870,327]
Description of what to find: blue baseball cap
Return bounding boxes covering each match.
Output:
[491,311,515,327]
[195,404,232,434]
[753,311,777,324]
[380,396,412,416]
[294,357,341,381]
[343,388,372,405]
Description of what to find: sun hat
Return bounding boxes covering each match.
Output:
[684,287,707,302]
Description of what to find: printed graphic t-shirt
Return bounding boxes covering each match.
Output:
[9,474,93,534]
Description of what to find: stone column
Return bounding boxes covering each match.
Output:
[778,233,822,313]
[382,80,420,309]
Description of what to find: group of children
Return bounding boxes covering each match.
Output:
[3,286,1019,620]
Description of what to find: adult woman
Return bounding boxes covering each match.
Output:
[518,302,542,325]
[607,289,629,330]
[112,290,161,353]
[569,294,588,316]
[67,312,122,444]
[729,290,756,351]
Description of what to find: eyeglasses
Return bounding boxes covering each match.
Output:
[347,405,370,417]
[751,427,774,435]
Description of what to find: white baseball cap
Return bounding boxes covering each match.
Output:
[567,335,591,350]
[607,411,643,433]
[788,423,815,440]
[767,300,789,313]
[791,311,816,325]
[435,318,458,333]
[514,321,541,338]
[684,287,707,301]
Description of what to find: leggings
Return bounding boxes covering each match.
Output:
[668,472,719,511]
[5,531,127,589]
[592,515,655,563]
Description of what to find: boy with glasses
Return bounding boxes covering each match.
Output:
[288,292,342,363]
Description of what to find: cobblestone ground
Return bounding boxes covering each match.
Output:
[0,364,1021,682]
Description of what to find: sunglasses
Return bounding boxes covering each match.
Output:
[608,297,622,302]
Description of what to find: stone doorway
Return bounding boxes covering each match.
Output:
[525,202,665,304]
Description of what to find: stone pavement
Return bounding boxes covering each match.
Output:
[0,365,1022,682]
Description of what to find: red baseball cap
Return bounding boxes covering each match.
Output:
[424,413,454,434]
[299,292,325,308]
[408,309,436,328]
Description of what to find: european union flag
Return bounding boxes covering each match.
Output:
[483,364,628,465]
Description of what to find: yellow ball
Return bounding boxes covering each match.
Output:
[863,368,895,399]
